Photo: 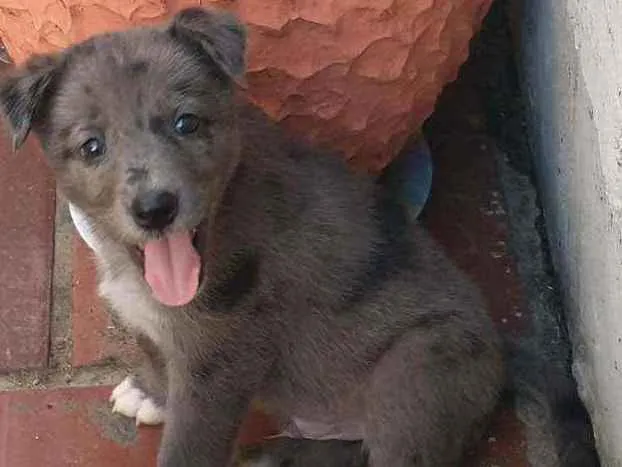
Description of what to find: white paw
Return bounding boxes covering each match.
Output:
[109,376,166,426]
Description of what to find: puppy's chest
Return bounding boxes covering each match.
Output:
[97,260,166,345]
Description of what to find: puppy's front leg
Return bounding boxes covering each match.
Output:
[158,377,249,467]
[157,337,274,467]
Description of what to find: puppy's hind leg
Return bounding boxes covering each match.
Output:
[363,322,504,467]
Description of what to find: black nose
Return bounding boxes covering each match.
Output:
[131,190,179,231]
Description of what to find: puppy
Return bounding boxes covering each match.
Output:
[0,8,504,466]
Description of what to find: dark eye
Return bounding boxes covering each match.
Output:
[80,137,105,159]
[174,113,200,135]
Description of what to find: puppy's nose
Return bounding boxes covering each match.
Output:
[132,190,179,231]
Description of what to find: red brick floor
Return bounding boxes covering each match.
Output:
[0,387,161,467]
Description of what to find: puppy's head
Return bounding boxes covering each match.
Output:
[0,8,247,307]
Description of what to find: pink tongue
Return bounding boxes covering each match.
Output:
[143,231,201,307]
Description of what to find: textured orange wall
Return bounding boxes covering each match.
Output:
[0,0,493,171]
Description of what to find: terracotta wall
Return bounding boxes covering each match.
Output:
[0,0,493,171]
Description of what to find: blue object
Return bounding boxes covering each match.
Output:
[382,137,433,220]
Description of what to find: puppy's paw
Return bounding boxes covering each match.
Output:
[110,376,166,426]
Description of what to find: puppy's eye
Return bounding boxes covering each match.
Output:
[174,113,200,135]
[80,137,105,159]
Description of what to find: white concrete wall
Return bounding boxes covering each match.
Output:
[519,1,622,464]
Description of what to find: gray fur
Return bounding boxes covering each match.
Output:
[0,8,504,467]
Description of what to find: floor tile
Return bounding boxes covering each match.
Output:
[0,386,160,467]
[0,135,55,372]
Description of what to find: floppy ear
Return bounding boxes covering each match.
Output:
[0,54,62,150]
[169,7,247,85]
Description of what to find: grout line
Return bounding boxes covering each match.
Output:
[48,194,74,372]
[0,361,127,392]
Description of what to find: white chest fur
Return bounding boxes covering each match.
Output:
[69,203,166,346]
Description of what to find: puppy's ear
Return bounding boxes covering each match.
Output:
[169,7,247,85]
[0,54,62,150]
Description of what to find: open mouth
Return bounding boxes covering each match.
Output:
[133,225,205,308]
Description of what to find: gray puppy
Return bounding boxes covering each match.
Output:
[0,8,504,467]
